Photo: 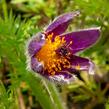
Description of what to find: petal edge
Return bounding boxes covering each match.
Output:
[60,28,100,53]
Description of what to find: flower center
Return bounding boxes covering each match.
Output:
[35,33,72,75]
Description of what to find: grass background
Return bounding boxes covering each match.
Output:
[0,0,109,109]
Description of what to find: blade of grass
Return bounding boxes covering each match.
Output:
[1,0,8,20]
[25,72,55,109]
[44,80,65,109]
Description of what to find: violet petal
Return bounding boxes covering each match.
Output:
[69,55,95,75]
[27,32,45,57]
[31,56,44,73]
[45,11,80,36]
[60,28,100,54]
[48,71,76,84]
[30,59,76,84]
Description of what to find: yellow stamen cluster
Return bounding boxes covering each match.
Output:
[35,33,71,75]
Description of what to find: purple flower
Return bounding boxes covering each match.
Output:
[26,11,100,84]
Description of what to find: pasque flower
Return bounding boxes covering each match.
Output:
[26,11,100,84]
